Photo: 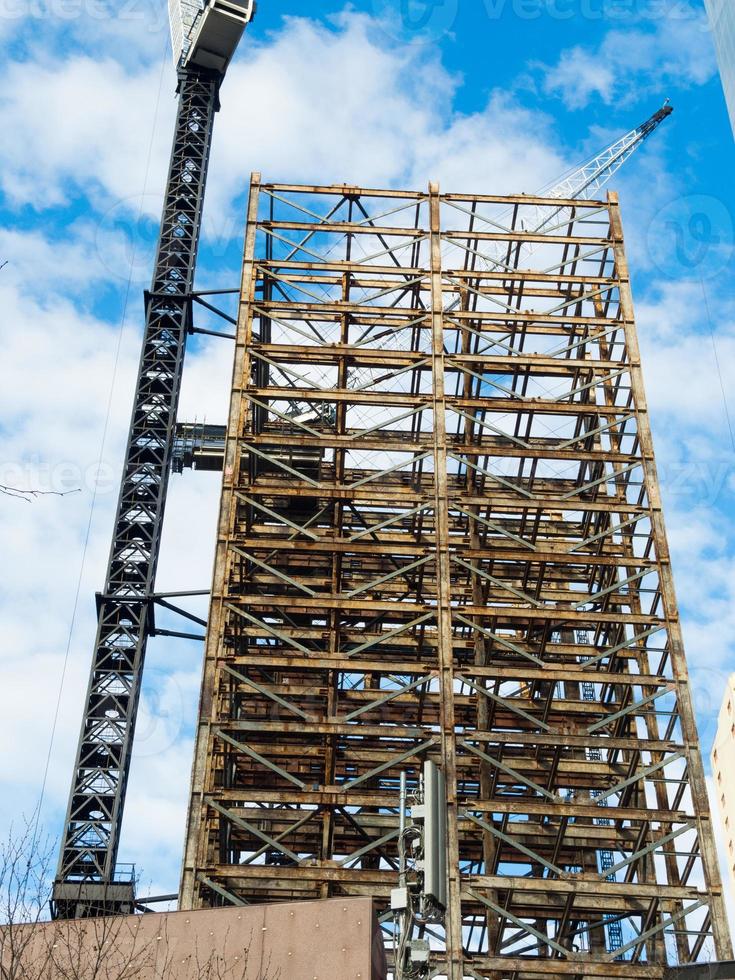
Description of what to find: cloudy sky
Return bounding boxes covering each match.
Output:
[1,0,735,924]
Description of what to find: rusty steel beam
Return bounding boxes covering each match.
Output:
[179,179,732,977]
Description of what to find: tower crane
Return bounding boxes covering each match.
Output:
[347,100,674,385]
[470,99,673,272]
[50,0,673,917]
[50,0,257,920]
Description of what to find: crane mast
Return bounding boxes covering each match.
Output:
[51,1,255,920]
[545,100,672,202]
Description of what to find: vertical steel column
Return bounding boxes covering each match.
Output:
[52,67,221,919]
[180,174,262,910]
[610,193,732,957]
[428,181,464,979]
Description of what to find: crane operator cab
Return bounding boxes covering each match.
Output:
[169,0,256,74]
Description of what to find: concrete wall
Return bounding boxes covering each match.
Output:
[1,896,387,979]
[705,0,735,137]
[712,673,735,898]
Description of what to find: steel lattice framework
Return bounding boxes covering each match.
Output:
[180,178,732,977]
[52,68,221,919]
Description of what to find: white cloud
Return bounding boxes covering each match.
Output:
[216,12,456,188]
[0,12,570,249]
[637,280,735,434]
[203,13,567,223]
[0,270,136,836]
[540,6,716,110]
[0,55,175,209]
[0,224,127,297]
[542,47,616,109]
[0,0,170,60]
[629,279,735,709]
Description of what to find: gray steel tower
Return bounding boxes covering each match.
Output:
[51,0,257,920]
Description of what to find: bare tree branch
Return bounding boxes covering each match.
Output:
[0,818,56,980]
[0,486,81,504]
[0,824,278,979]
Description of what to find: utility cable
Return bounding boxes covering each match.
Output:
[30,38,171,855]
[701,276,735,454]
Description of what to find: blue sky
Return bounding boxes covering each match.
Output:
[1,0,735,919]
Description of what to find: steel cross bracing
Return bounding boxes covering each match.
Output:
[51,67,221,920]
[171,107,674,455]
[338,103,672,395]
[578,628,625,956]
[180,178,733,978]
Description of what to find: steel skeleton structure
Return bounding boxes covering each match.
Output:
[52,67,221,919]
[172,105,673,473]
[181,178,731,978]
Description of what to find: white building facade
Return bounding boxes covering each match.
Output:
[706,0,735,135]
[712,674,735,896]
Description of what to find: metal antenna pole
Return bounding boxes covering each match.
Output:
[51,65,221,920]
[399,771,407,887]
[392,763,446,979]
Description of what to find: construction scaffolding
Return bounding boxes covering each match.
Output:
[180,177,732,978]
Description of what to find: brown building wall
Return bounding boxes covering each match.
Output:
[1,897,387,979]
